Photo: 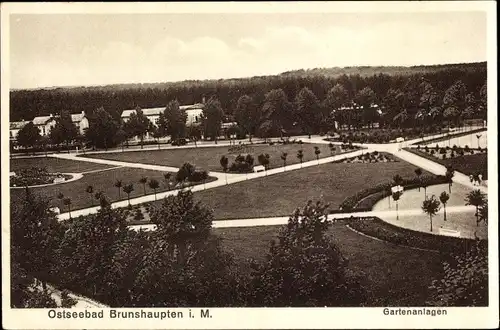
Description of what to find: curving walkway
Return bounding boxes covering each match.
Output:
[128,205,476,231]
[55,148,366,220]
[48,128,489,239]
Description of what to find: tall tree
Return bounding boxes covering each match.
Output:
[355,87,377,127]
[247,200,365,307]
[234,94,261,142]
[443,80,467,128]
[86,185,95,206]
[55,196,127,300]
[422,195,441,232]
[428,241,487,306]
[220,156,229,184]
[49,111,79,152]
[133,190,241,307]
[261,89,293,136]
[439,191,450,221]
[465,190,486,227]
[122,184,134,206]
[148,179,160,201]
[114,180,123,200]
[294,87,322,138]
[414,168,423,192]
[445,165,455,193]
[85,107,119,150]
[126,107,150,149]
[280,152,288,169]
[11,192,63,301]
[203,97,224,143]
[139,176,148,196]
[160,100,188,141]
[16,122,41,150]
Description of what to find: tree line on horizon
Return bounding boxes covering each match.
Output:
[10,62,486,121]
[13,62,487,151]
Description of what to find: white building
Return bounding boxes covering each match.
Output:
[71,111,90,135]
[32,114,57,136]
[121,103,204,127]
[21,111,89,137]
[9,120,28,141]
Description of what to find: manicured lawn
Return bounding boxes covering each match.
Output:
[191,160,428,219]
[443,153,488,180]
[408,149,488,179]
[214,223,447,306]
[82,143,341,172]
[10,157,114,173]
[11,167,178,211]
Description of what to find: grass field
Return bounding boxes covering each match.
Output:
[82,143,340,172]
[11,167,178,211]
[214,223,447,306]
[188,160,428,219]
[10,157,114,173]
[408,149,488,180]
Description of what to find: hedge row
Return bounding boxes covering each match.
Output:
[339,175,448,212]
[346,217,487,254]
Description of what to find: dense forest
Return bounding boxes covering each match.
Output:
[10,62,487,122]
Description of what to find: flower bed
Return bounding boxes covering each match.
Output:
[327,127,445,144]
[339,175,448,212]
[335,151,396,164]
[346,217,487,254]
[413,144,487,161]
[10,167,72,187]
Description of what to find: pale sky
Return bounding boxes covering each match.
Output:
[10,12,487,89]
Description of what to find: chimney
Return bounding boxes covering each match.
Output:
[49,113,53,117]
[202,96,206,104]
[81,110,85,115]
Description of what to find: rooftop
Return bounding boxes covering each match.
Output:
[10,121,28,130]
[121,103,204,118]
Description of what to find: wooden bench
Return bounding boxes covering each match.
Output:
[253,165,265,173]
[438,228,461,237]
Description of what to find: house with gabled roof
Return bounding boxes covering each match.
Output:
[9,120,29,141]
[32,114,57,136]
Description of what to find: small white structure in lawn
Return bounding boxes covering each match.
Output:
[49,207,60,215]
[253,165,265,173]
[438,227,461,237]
[53,173,66,184]
[391,185,404,194]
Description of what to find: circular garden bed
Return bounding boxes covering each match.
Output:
[10,167,73,187]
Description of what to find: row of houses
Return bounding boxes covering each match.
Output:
[10,102,237,143]
[9,111,89,141]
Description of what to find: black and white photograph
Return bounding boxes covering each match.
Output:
[1,2,498,329]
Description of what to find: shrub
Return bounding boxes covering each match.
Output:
[442,154,447,159]
[189,170,209,182]
[439,148,446,154]
[346,217,485,254]
[427,241,488,306]
[134,209,144,221]
[430,150,435,155]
